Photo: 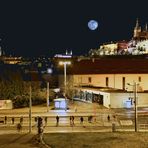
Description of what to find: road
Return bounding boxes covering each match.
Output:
[0,101,148,133]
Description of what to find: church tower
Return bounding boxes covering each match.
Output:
[133,18,141,39]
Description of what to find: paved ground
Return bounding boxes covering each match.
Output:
[0,100,148,133]
[0,101,148,147]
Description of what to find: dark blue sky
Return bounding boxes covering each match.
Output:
[0,0,148,57]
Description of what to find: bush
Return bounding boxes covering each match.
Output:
[13,96,46,108]
[32,97,46,105]
[13,96,28,108]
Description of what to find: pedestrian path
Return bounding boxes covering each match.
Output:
[120,120,133,126]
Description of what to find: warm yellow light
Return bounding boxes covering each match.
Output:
[59,61,71,65]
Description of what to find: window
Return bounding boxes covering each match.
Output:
[106,77,109,87]
[122,77,125,90]
[138,76,141,82]
[88,77,91,83]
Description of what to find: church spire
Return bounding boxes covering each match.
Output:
[65,50,68,55]
[133,18,141,39]
[135,18,139,28]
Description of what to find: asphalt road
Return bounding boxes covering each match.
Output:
[0,101,148,133]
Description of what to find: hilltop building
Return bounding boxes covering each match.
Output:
[89,19,148,56]
[133,19,148,40]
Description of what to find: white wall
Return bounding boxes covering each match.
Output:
[110,92,148,108]
[103,93,110,108]
[137,93,148,107]
[110,93,131,108]
[73,74,148,91]
[0,100,13,109]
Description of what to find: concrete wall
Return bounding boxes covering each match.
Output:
[136,93,148,107]
[110,93,131,108]
[73,74,148,91]
[110,92,148,108]
[0,100,13,109]
[103,93,110,108]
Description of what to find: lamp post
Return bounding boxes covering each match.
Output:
[59,61,71,109]
[29,84,32,133]
[59,61,71,96]
[46,82,49,112]
[46,68,53,112]
[127,81,138,132]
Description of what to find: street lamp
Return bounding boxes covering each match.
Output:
[29,84,32,133]
[59,61,71,96]
[127,81,138,132]
[46,68,53,112]
[59,61,71,110]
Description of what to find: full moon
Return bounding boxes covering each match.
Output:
[88,20,98,30]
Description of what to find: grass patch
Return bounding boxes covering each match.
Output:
[43,132,148,148]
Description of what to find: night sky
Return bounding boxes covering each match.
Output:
[0,0,148,57]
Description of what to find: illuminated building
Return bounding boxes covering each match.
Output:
[63,57,148,108]
[100,42,118,55]
[1,56,22,64]
[133,19,148,40]
[89,19,148,56]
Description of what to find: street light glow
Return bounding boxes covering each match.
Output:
[59,61,71,65]
[47,68,53,74]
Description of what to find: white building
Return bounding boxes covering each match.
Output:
[59,57,148,108]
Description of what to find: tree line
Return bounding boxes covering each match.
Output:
[0,66,49,108]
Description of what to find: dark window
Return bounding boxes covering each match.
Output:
[106,77,109,87]
[88,77,91,83]
[138,76,141,82]
[122,77,125,90]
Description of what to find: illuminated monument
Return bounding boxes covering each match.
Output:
[89,19,148,56]
[133,18,148,40]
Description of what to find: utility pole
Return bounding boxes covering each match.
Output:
[29,84,32,133]
[47,82,49,112]
[127,81,138,132]
[64,63,67,96]
[134,81,138,132]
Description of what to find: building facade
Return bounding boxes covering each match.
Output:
[59,57,148,108]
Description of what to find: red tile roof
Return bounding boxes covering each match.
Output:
[68,58,148,74]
